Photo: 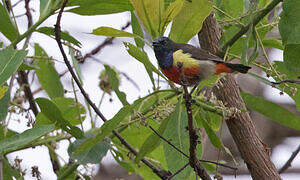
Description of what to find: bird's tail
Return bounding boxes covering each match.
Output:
[215,62,251,74]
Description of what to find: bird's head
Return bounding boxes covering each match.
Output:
[152,37,174,69]
[152,36,173,52]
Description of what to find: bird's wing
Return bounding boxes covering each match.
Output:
[172,43,223,62]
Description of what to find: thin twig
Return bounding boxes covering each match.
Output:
[24,0,33,47]
[149,126,237,171]
[167,162,190,180]
[271,80,300,85]
[12,0,23,7]
[278,145,300,174]
[149,126,189,158]
[120,72,140,91]
[54,1,171,179]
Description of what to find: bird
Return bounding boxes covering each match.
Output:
[152,36,251,87]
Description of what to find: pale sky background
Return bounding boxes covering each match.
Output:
[2,0,300,179]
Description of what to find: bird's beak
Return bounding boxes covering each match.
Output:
[152,38,159,46]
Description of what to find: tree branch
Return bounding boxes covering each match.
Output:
[272,79,300,85]
[198,12,282,180]
[183,86,212,180]
[54,1,171,179]
[17,71,39,116]
[279,145,300,174]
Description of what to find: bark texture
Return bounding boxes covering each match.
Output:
[198,12,282,180]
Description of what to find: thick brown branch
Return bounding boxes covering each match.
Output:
[54,1,170,179]
[198,12,282,180]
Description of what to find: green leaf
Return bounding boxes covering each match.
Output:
[0,85,8,100]
[169,0,213,43]
[111,148,136,173]
[223,145,238,165]
[241,24,259,65]
[104,65,129,106]
[0,125,54,154]
[131,11,145,48]
[36,97,86,126]
[201,116,222,148]
[57,163,79,180]
[2,156,23,180]
[0,125,18,141]
[196,75,219,91]
[283,44,300,76]
[161,0,184,31]
[129,0,164,38]
[262,38,284,50]
[39,0,54,19]
[0,85,9,122]
[68,133,110,164]
[74,105,132,154]
[67,0,134,15]
[278,0,300,45]
[18,63,37,71]
[35,98,84,138]
[0,3,19,41]
[34,44,64,99]
[241,92,300,130]
[163,99,193,179]
[222,0,243,17]
[248,72,277,87]
[36,27,81,47]
[135,115,171,163]
[91,27,138,38]
[69,47,83,84]
[202,162,216,173]
[0,46,27,86]
[53,97,86,125]
[113,121,165,180]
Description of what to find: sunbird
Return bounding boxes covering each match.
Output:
[153,37,251,86]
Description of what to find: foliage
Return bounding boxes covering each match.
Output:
[0,0,299,179]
